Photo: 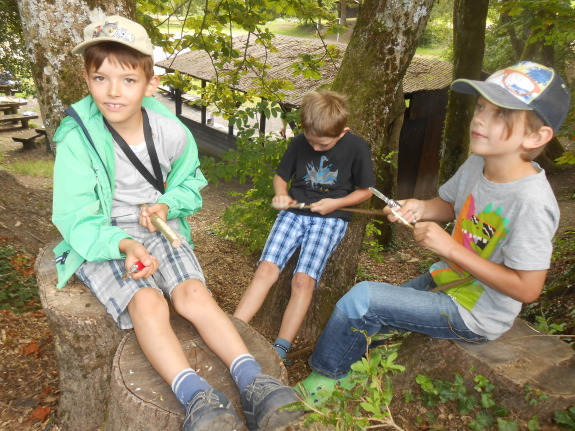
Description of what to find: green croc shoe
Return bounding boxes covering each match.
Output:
[294,371,355,409]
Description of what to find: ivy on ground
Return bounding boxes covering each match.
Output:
[0,239,40,312]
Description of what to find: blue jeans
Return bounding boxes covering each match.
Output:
[309,272,488,379]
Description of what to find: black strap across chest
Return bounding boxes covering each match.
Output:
[104,109,165,194]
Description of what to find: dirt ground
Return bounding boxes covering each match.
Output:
[0,98,574,430]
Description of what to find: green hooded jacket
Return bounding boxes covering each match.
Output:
[52,95,207,289]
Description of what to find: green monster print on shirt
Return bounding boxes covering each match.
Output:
[430,194,509,310]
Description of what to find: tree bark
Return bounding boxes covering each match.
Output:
[15,1,136,149]
[339,0,347,27]
[106,315,288,431]
[439,0,489,185]
[253,0,435,343]
[35,242,126,431]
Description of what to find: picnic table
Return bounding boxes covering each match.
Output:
[0,100,27,115]
[0,112,38,128]
[0,84,19,96]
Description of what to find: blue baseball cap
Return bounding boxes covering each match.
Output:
[451,61,571,132]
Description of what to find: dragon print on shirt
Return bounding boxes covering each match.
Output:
[303,155,339,189]
[430,194,509,310]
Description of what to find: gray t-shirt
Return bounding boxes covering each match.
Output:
[111,108,187,222]
[433,154,559,340]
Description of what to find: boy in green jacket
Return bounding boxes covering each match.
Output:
[52,15,301,431]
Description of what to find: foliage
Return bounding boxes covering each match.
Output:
[410,372,542,430]
[485,0,575,73]
[554,405,575,429]
[200,131,290,252]
[138,0,344,120]
[418,16,452,49]
[298,331,405,430]
[0,241,40,312]
[556,152,575,165]
[0,0,35,96]
[362,220,387,263]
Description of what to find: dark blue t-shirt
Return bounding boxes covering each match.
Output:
[276,131,375,220]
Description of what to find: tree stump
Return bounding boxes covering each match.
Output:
[35,241,126,431]
[390,318,575,427]
[106,315,288,431]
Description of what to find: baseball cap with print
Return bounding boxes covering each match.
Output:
[451,61,570,133]
[72,15,153,57]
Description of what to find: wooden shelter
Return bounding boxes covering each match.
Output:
[156,35,453,198]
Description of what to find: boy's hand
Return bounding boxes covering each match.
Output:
[384,198,420,225]
[310,198,339,215]
[119,239,159,280]
[412,222,454,258]
[139,203,169,233]
[272,194,295,210]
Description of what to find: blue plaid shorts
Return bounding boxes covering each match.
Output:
[75,214,205,329]
[260,210,348,285]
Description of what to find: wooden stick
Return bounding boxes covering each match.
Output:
[139,204,182,248]
[287,204,384,216]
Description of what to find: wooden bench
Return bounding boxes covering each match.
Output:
[0,113,38,128]
[35,241,291,430]
[12,129,43,150]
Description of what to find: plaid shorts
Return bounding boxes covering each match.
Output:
[260,210,348,285]
[75,214,205,329]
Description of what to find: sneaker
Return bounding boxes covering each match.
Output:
[241,374,304,431]
[294,371,355,409]
[183,388,243,431]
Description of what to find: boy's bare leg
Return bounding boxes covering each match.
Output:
[128,287,191,383]
[172,279,251,366]
[277,272,315,344]
[233,261,280,323]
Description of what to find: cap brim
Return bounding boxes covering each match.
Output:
[451,79,534,111]
[71,38,152,56]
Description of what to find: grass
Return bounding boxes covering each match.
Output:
[264,20,318,38]
[4,158,53,178]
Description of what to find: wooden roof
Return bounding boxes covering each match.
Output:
[156,34,453,107]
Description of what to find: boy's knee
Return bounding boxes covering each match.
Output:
[335,281,371,319]
[291,273,316,294]
[255,261,280,280]
[129,288,167,317]
[172,279,212,313]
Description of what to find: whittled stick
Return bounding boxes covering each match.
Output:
[286,203,384,216]
[139,204,182,248]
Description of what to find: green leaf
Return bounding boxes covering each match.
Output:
[497,418,519,431]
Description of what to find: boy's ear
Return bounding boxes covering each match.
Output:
[525,125,554,150]
[145,76,160,97]
[339,127,350,138]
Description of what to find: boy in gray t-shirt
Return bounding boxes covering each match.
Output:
[296,61,569,407]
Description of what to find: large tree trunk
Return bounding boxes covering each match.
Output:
[439,0,489,185]
[253,0,435,343]
[16,1,136,149]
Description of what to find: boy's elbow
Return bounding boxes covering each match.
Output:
[522,289,543,304]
